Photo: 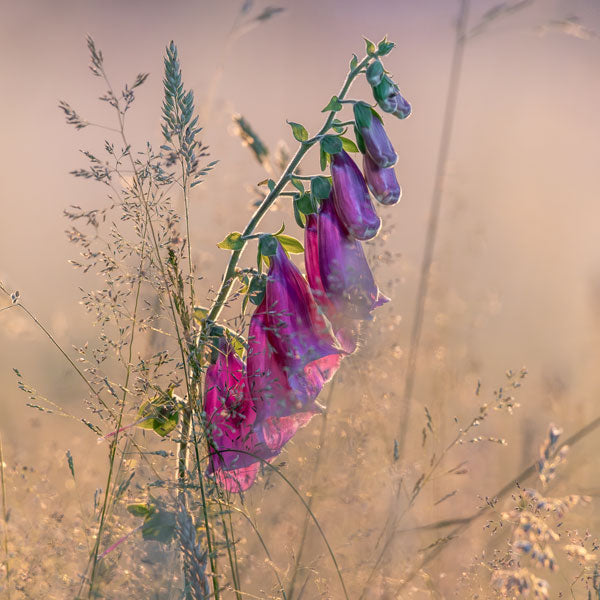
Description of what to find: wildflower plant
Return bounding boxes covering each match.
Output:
[4,34,412,598]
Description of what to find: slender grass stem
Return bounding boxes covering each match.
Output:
[0,435,11,600]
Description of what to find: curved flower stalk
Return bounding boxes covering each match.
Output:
[362,152,402,206]
[331,150,381,240]
[309,195,388,322]
[247,243,342,423]
[204,342,261,492]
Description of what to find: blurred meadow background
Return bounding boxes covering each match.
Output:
[2,0,600,597]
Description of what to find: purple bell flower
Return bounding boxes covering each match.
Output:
[317,195,389,321]
[358,113,397,168]
[204,343,260,492]
[247,243,342,423]
[331,150,381,241]
[373,76,412,119]
[363,152,402,206]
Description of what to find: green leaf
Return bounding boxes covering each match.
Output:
[217,232,244,251]
[276,234,304,254]
[311,176,331,201]
[340,137,359,153]
[127,503,151,517]
[320,146,328,171]
[296,192,314,215]
[290,177,304,193]
[322,95,342,113]
[258,234,278,257]
[287,120,308,142]
[349,54,358,71]
[293,198,306,228]
[353,102,373,131]
[193,306,209,323]
[364,37,376,56]
[138,389,180,437]
[267,179,275,192]
[142,508,176,544]
[320,135,343,155]
[225,330,247,359]
[248,274,266,306]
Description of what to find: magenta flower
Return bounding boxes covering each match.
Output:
[247,243,342,422]
[304,213,358,353]
[316,195,389,321]
[363,152,402,206]
[358,113,397,168]
[204,344,260,492]
[331,150,381,241]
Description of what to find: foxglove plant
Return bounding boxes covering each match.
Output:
[53,33,411,600]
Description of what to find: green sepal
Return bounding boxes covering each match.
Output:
[293,197,307,228]
[258,234,278,257]
[377,37,395,56]
[248,274,266,306]
[366,60,384,86]
[354,126,366,154]
[320,146,329,171]
[349,54,358,71]
[353,101,373,131]
[311,176,332,201]
[296,192,315,215]
[320,135,343,155]
[287,120,308,142]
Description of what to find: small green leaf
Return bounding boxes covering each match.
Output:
[349,54,358,71]
[193,306,209,323]
[296,192,314,215]
[293,198,306,228]
[274,222,285,236]
[320,146,328,171]
[311,176,331,201]
[322,95,342,113]
[127,503,151,517]
[258,234,278,257]
[290,177,304,193]
[364,37,376,56]
[276,234,304,254]
[353,102,373,131]
[142,508,176,544]
[287,120,308,142]
[267,179,275,192]
[248,274,266,306]
[225,330,247,359]
[340,137,359,153]
[320,135,343,155]
[138,389,180,437]
[217,232,244,251]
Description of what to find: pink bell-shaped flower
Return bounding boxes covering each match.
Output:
[247,243,342,422]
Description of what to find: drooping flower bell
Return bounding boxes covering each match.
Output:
[247,243,342,423]
[304,213,358,353]
[362,152,402,206]
[372,75,411,119]
[315,194,388,321]
[204,342,261,492]
[331,150,381,241]
[354,105,397,169]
